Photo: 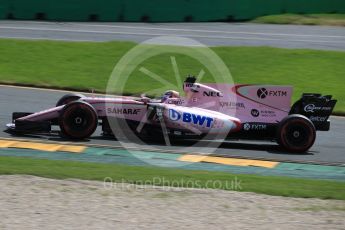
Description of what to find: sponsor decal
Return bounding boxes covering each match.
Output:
[107,108,141,115]
[185,83,200,92]
[304,104,332,113]
[257,88,268,99]
[185,83,194,87]
[251,109,260,117]
[260,110,276,117]
[219,101,245,109]
[250,109,276,117]
[257,88,287,99]
[167,99,184,105]
[243,123,267,131]
[169,109,213,128]
[203,91,223,97]
[309,116,327,122]
[243,123,251,131]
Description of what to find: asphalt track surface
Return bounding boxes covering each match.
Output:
[0,20,345,50]
[1,85,344,165]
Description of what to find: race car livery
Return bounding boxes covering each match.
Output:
[6,76,337,153]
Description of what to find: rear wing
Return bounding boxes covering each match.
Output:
[289,93,337,131]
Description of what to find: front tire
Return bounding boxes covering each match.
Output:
[59,101,98,139]
[277,114,316,153]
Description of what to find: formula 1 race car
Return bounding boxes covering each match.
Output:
[6,76,337,152]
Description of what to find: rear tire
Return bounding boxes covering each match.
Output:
[277,114,316,153]
[56,93,85,107]
[59,101,98,139]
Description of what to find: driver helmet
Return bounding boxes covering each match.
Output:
[162,90,180,101]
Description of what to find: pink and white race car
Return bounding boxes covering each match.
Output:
[6,76,336,152]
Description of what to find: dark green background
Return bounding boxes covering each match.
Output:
[0,0,344,22]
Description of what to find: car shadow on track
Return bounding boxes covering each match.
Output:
[5,131,314,156]
[181,140,314,156]
[90,135,314,156]
[6,131,92,143]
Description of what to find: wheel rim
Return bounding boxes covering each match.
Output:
[282,120,314,150]
[61,103,97,138]
[65,109,90,131]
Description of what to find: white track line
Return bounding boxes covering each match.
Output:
[69,23,345,39]
[0,35,96,42]
[1,26,344,44]
[2,21,344,38]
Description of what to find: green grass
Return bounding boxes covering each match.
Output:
[0,39,344,113]
[253,14,345,26]
[0,156,345,200]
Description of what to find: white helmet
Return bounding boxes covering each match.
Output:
[163,90,180,98]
